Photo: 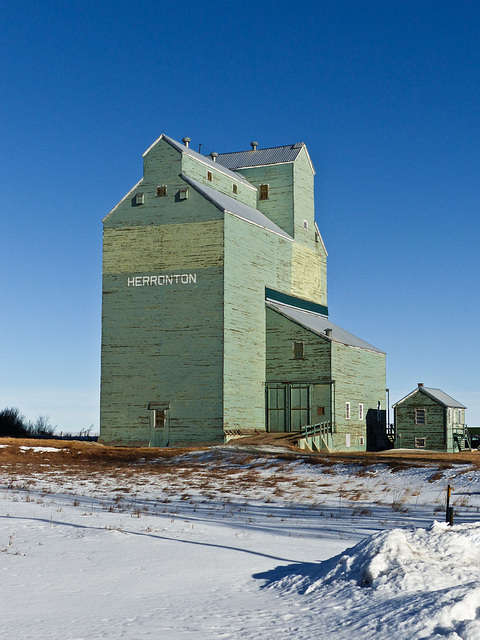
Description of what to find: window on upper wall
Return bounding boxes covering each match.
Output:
[415,408,426,425]
[156,185,167,197]
[359,404,364,420]
[293,341,304,360]
[134,192,144,206]
[345,402,351,419]
[207,171,213,182]
[303,220,309,230]
[232,183,238,194]
[259,184,269,200]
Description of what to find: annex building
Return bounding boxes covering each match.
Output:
[99,134,386,450]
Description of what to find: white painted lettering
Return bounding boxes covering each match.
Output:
[126,273,197,287]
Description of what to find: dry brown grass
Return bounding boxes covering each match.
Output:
[1,437,478,490]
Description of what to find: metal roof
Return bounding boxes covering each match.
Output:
[215,143,314,171]
[393,387,466,409]
[266,301,385,354]
[146,134,253,186]
[181,175,294,241]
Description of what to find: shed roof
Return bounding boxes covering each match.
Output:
[393,387,466,409]
[181,175,294,241]
[215,143,315,173]
[266,301,385,354]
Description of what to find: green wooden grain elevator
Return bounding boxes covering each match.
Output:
[100,134,386,450]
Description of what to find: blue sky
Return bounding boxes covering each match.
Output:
[1,1,479,431]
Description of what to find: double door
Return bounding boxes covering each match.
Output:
[267,384,310,433]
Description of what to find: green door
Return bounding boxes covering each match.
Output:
[291,385,310,430]
[267,386,286,432]
[149,404,170,447]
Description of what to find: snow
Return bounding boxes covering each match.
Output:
[2,446,480,638]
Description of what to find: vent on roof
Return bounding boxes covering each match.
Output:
[210,152,218,162]
[418,383,424,387]
[182,137,191,148]
[293,142,304,149]
[325,328,332,338]
[250,141,258,151]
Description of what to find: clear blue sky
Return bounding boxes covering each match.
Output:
[1,1,479,432]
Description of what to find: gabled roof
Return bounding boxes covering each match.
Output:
[266,301,385,354]
[144,134,254,188]
[393,387,466,409]
[215,142,315,173]
[181,175,294,241]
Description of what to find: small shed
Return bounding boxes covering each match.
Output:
[393,383,467,452]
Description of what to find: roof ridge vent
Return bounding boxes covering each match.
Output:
[210,152,218,162]
[250,141,258,151]
[182,137,191,148]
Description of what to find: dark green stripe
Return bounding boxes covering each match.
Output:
[265,288,328,317]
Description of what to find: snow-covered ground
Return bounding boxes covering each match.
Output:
[2,445,480,639]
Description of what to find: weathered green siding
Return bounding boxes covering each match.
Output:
[265,308,332,426]
[395,391,447,451]
[266,307,386,451]
[222,215,293,431]
[331,344,386,451]
[101,179,226,446]
[182,154,257,207]
[239,163,295,237]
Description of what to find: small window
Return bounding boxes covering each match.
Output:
[154,410,166,428]
[346,402,351,419]
[415,437,426,448]
[293,341,304,360]
[259,184,269,200]
[317,406,325,416]
[156,185,167,197]
[303,220,309,230]
[232,183,238,194]
[134,192,144,205]
[359,436,365,446]
[179,188,189,200]
[207,171,213,182]
[359,403,364,420]
[415,408,426,425]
